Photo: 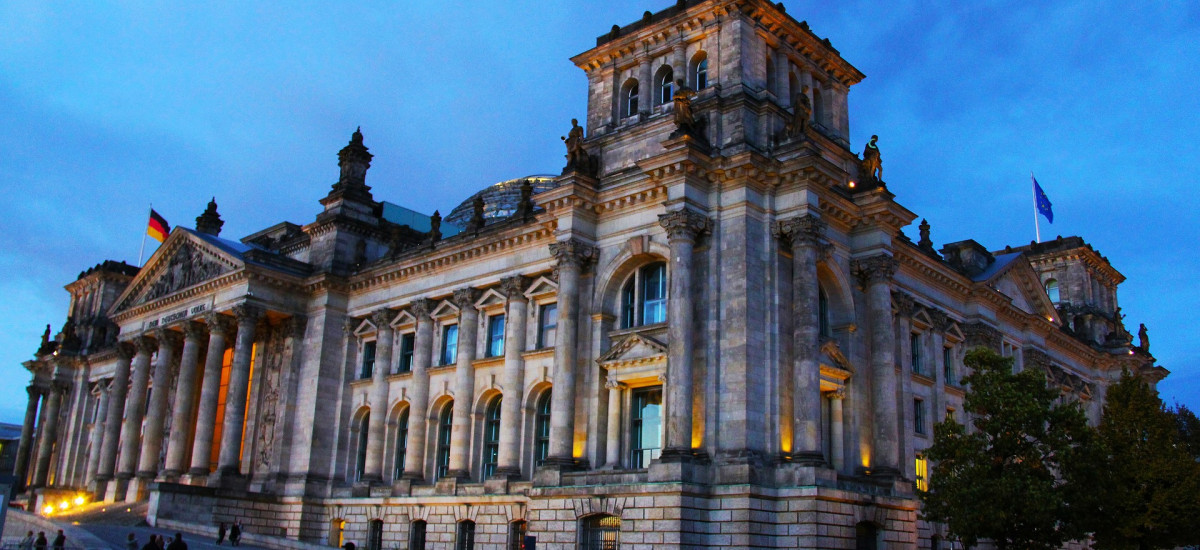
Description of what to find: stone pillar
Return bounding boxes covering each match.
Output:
[544,239,597,469]
[163,322,206,479]
[829,390,845,472]
[604,377,623,468]
[638,56,652,114]
[776,215,826,464]
[96,343,133,485]
[214,303,263,478]
[494,277,530,478]
[84,382,111,484]
[362,309,395,484]
[402,299,436,482]
[673,44,686,87]
[446,288,480,479]
[12,385,43,490]
[32,380,67,487]
[116,337,155,480]
[138,329,182,479]
[187,314,234,478]
[658,209,710,461]
[852,255,901,477]
[894,293,917,480]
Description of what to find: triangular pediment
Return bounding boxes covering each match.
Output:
[597,332,667,366]
[353,319,377,337]
[112,230,241,313]
[391,310,416,328]
[982,258,1058,319]
[474,289,507,309]
[524,276,558,299]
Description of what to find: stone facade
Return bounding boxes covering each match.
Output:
[13,1,1167,549]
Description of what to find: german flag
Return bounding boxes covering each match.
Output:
[147,209,170,242]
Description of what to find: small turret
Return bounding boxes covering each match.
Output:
[196,197,224,236]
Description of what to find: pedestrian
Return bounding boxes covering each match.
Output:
[155,534,166,550]
[217,523,227,546]
[19,531,33,550]
[229,522,242,547]
[343,542,355,550]
[34,532,47,550]
[52,530,66,550]
[126,533,138,550]
[140,535,157,550]
[167,532,187,550]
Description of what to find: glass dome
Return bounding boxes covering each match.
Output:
[443,175,559,228]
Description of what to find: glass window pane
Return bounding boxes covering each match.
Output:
[535,391,552,466]
[436,403,453,480]
[442,325,458,365]
[539,303,558,348]
[487,314,506,358]
[642,263,667,325]
[394,411,408,478]
[621,280,636,328]
[630,387,663,468]
[361,341,376,379]
[399,333,415,373]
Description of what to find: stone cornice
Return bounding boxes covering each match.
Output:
[591,184,667,216]
[110,270,247,324]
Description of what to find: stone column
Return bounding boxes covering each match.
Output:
[604,377,623,468]
[544,239,597,469]
[163,322,206,479]
[362,308,395,484]
[446,288,480,479]
[96,343,133,484]
[638,56,652,114]
[495,276,529,478]
[775,215,826,465]
[32,380,67,487]
[894,293,917,480]
[673,44,686,87]
[214,303,263,478]
[117,336,155,480]
[187,314,234,478]
[658,209,710,461]
[12,385,43,490]
[402,299,436,481]
[829,390,845,472]
[852,255,901,477]
[84,382,111,484]
[138,329,182,479]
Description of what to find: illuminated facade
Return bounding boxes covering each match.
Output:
[13,1,1165,548]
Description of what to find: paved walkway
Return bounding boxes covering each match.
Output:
[2,509,267,550]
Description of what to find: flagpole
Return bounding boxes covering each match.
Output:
[138,205,150,266]
[1032,172,1041,243]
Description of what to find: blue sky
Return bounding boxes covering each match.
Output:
[1,1,1197,424]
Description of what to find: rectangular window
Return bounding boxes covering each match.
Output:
[486,314,506,358]
[915,455,929,492]
[642,264,667,324]
[910,333,923,375]
[630,386,663,468]
[914,398,926,435]
[943,347,954,385]
[398,333,415,374]
[538,303,558,349]
[361,341,377,379]
[441,325,459,366]
[620,282,636,329]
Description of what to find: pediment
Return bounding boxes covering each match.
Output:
[353,319,377,337]
[524,276,558,299]
[430,300,459,319]
[474,289,507,309]
[113,231,240,313]
[597,332,667,366]
[944,322,965,343]
[820,339,854,375]
[983,259,1058,320]
[390,310,416,328]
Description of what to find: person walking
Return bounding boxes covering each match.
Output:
[141,535,157,550]
[34,532,47,550]
[18,531,34,550]
[52,530,66,550]
[126,533,139,550]
[167,532,187,550]
[229,522,241,547]
[217,523,227,546]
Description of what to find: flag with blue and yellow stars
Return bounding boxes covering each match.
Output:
[1033,175,1053,224]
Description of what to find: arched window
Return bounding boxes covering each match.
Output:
[620,262,667,329]
[621,79,639,118]
[581,515,621,550]
[408,520,427,550]
[1045,278,1060,304]
[393,409,409,479]
[534,391,552,467]
[367,519,384,550]
[354,412,369,482]
[455,520,475,550]
[435,401,453,480]
[655,66,674,106]
[855,521,879,550]
[507,521,527,550]
[818,286,830,338]
[691,52,708,89]
[481,396,502,478]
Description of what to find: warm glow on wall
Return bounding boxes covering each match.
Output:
[915,455,929,492]
[43,505,54,515]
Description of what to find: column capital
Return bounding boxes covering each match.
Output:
[549,239,598,270]
[891,291,917,319]
[182,321,207,341]
[49,380,70,395]
[115,341,136,361]
[499,276,530,301]
[26,385,45,399]
[452,287,481,311]
[773,214,825,248]
[658,209,711,243]
[205,313,236,336]
[231,303,264,323]
[134,335,157,355]
[153,328,184,348]
[605,376,623,390]
[828,388,846,401]
[281,315,307,339]
[370,308,395,329]
[850,254,897,286]
[927,308,951,332]
[409,298,436,318]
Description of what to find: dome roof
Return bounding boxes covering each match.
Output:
[443,175,559,228]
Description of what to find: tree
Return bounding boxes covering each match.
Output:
[1171,403,1200,459]
[1092,372,1200,550]
[920,347,1099,550]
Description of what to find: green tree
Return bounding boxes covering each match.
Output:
[1171,403,1200,458]
[920,347,1099,550]
[1092,372,1200,550]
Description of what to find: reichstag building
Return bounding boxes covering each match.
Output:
[12,0,1164,548]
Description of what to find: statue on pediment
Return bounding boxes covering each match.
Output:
[140,243,229,304]
[562,118,597,176]
[1138,323,1149,353]
[861,135,882,182]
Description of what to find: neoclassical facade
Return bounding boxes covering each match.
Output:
[14,1,1165,548]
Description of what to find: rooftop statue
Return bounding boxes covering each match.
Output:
[561,118,596,176]
[786,85,812,138]
[1138,323,1150,352]
[672,79,699,136]
[862,134,882,182]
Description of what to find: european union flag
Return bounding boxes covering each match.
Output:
[1033,175,1053,224]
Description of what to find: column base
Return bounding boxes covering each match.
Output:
[491,466,522,480]
[400,471,425,484]
[443,469,471,481]
[859,465,902,480]
[126,476,153,502]
[158,469,183,483]
[206,469,249,490]
[788,451,829,467]
[106,476,131,502]
[658,447,711,464]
